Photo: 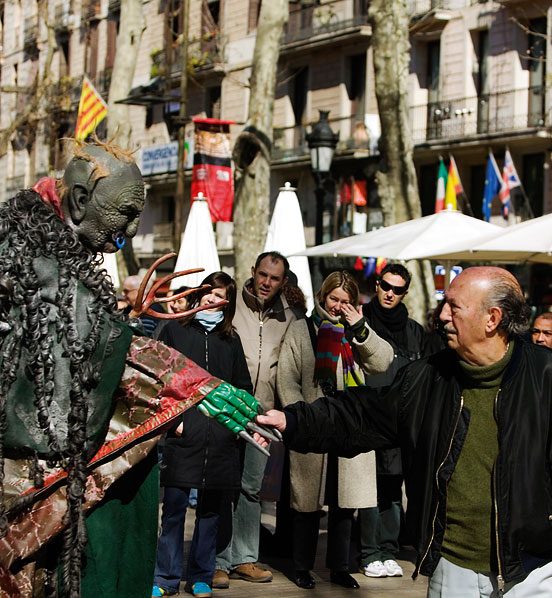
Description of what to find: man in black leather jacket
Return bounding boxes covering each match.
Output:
[359,263,431,579]
[258,266,552,597]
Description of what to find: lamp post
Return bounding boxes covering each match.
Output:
[306,110,338,246]
[306,110,338,290]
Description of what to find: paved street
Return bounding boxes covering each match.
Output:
[178,503,428,598]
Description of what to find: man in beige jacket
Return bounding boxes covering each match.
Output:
[215,251,300,587]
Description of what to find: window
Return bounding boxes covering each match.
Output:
[426,39,441,139]
[86,22,99,81]
[58,37,70,78]
[205,85,221,119]
[248,0,260,31]
[528,17,546,127]
[522,152,544,217]
[418,163,437,216]
[474,29,489,133]
[105,12,119,71]
[347,54,366,120]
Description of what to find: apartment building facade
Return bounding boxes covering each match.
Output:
[0,0,551,284]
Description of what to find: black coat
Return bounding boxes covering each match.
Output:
[362,303,436,475]
[283,339,552,583]
[158,318,253,490]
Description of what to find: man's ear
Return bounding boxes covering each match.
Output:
[486,306,502,333]
[251,266,255,278]
[67,183,90,225]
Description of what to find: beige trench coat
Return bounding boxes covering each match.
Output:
[277,309,393,512]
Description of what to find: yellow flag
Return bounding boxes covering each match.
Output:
[445,160,458,210]
[75,76,108,140]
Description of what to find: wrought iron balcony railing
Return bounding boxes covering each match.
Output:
[282,0,369,47]
[272,114,373,160]
[410,87,548,143]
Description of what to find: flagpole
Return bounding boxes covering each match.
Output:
[173,0,191,253]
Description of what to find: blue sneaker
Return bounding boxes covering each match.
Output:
[152,586,177,597]
[185,582,212,597]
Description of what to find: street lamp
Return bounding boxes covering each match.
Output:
[306,110,338,245]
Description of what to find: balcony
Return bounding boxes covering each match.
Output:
[156,34,225,81]
[81,0,102,22]
[108,0,121,13]
[410,87,548,144]
[23,15,39,48]
[97,69,113,95]
[54,2,73,31]
[272,114,373,161]
[281,0,370,51]
[408,0,469,13]
[50,76,81,111]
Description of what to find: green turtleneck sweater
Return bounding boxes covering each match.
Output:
[441,341,514,573]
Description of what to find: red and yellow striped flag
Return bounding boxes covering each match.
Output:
[75,76,108,140]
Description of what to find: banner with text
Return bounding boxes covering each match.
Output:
[191,118,235,222]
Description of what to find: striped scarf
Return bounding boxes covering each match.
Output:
[312,308,364,392]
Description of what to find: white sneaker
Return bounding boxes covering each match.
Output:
[383,559,403,577]
[363,560,388,577]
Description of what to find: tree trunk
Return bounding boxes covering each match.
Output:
[0,0,56,159]
[368,0,434,323]
[232,0,288,286]
[106,0,146,146]
[107,0,146,279]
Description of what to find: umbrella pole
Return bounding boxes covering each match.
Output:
[444,261,452,290]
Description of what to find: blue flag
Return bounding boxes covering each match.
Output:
[483,153,502,222]
[365,257,377,277]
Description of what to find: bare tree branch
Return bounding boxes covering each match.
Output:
[0,0,57,158]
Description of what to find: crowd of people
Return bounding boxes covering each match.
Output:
[145,250,552,598]
[2,140,551,598]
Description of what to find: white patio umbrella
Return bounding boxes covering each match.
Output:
[414,213,552,264]
[171,193,220,290]
[293,208,501,261]
[264,182,314,311]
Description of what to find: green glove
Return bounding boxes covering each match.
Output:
[197,382,260,435]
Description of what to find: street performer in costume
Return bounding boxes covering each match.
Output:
[0,139,274,598]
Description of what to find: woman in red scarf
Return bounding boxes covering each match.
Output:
[276,271,393,590]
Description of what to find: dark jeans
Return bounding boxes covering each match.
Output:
[292,506,355,572]
[358,474,403,565]
[153,487,233,593]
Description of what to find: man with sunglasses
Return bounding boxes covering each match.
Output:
[358,264,430,580]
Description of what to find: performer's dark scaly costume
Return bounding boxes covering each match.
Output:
[0,140,272,598]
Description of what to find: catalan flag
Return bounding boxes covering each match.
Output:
[75,76,108,141]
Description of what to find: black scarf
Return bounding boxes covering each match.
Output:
[363,298,409,349]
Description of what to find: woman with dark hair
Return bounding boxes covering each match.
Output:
[152,271,252,598]
[277,271,393,590]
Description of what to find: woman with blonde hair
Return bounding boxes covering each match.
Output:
[277,270,393,590]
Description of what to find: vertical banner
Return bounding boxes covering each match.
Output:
[191,117,235,222]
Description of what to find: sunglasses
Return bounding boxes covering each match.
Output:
[379,279,407,295]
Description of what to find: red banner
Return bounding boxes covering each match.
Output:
[191,118,235,222]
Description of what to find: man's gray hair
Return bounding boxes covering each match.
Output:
[484,273,530,336]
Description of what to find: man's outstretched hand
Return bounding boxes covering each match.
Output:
[197,383,283,455]
[254,410,287,447]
